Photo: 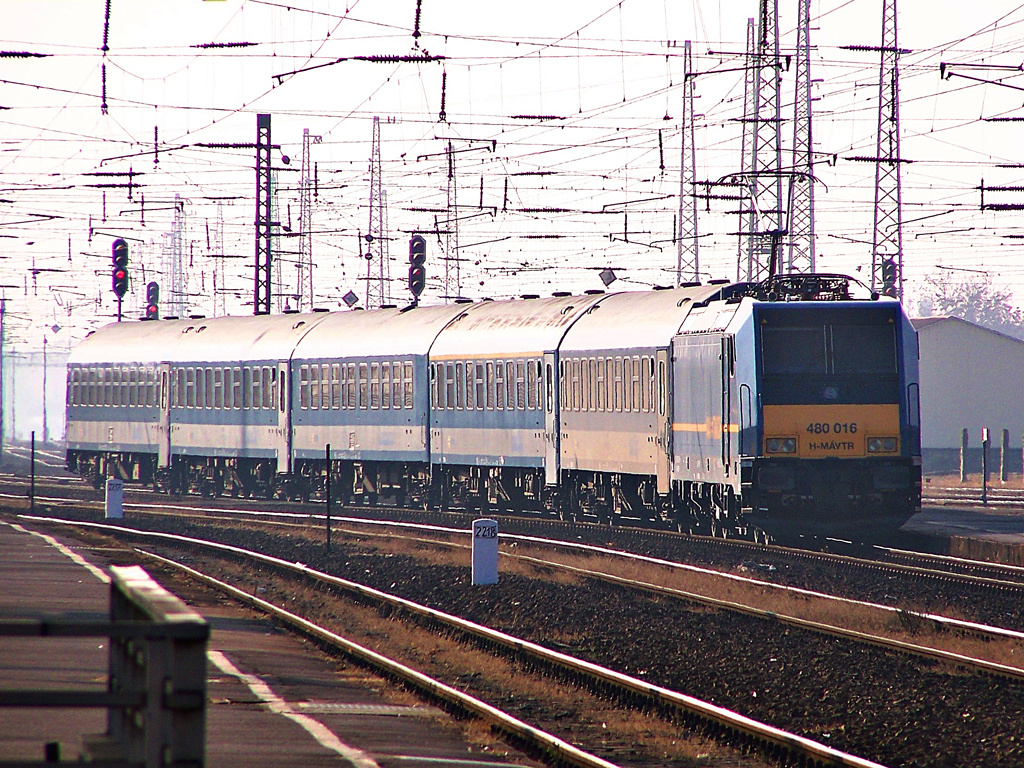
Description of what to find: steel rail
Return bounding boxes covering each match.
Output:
[134,549,622,768]
[21,515,889,768]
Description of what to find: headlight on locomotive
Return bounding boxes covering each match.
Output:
[866,436,898,453]
[765,437,797,454]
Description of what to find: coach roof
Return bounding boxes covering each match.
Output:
[68,313,331,366]
[559,285,726,353]
[429,293,606,359]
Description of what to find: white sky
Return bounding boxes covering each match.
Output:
[3,0,1024,354]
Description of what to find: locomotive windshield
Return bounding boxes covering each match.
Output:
[757,305,899,405]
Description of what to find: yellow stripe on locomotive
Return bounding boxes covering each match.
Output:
[762,404,900,458]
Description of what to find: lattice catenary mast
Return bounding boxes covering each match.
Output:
[744,0,784,283]
[676,40,699,285]
[365,116,390,309]
[298,128,322,311]
[163,194,186,318]
[870,0,905,299]
[786,0,816,272]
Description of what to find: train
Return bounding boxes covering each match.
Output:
[64,273,922,542]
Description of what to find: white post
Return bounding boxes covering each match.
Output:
[105,478,124,519]
[471,518,498,585]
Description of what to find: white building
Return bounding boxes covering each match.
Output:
[913,316,1024,474]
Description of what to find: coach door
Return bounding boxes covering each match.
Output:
[275,362,292,473]
[158,363,171,468]
[543,351,558,485]
[656,349,671,493]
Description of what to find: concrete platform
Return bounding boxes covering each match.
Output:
[905,505,1024,542]
[0,518,537,767]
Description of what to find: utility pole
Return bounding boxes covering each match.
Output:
[787,0,816,272]
[0,298,5,465]
[676,40,699,285]
[41,336,47,444]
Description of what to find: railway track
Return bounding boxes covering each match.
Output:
[13,503,1024,766]
[8,473,1024,618]
[19,514,888,768]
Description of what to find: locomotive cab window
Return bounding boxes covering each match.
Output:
[758,308,899,404]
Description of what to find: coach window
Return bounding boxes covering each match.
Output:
[183,367,194,409]
[221,368,231,409]
[430,362,439,409]
[145,369,156,407]
[638,356,655,411]
[589,358,598,411]
[404,362,414,408]
[243,367,253,409]
[299,365,310,410]
[194,368,204,409]
[441,362,452,410]
[390,362,400,410]
[493,360,504,411]
[454,362,464,410]
[472,362,483,409]
[502,361,513,410]
[251,368,262,410]
[213,368,223,409]
[614,357,623,412]
[513,360,524,410]
[465,362,475,410]
[369,362,380,409]
[346,363,357,409]
[173,368,182,408]
[658,359,666,415]
[320,364,330,410]
[332,364,342,410]
[264,367,275,409]
[125,368,136,407]
[336,364,346,410]
[524,360,536,410]
[311,364,321,410]
[207,368,216,408]
[571,358,582,411]
[631,357,641,412]
[587,359,595,413]
[382,362,392,409]
[358,363,368,409]
[233,367,243,409]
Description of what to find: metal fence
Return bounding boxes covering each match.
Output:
[0,565,209,767]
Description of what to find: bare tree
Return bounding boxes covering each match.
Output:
[919,271,1024,339]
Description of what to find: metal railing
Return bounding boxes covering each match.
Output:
[0,565,209,767]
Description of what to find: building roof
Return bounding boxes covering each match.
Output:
[911,315,1024,346]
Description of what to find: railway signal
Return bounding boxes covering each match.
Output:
[111,238,129,322]
[408,234,426,299]
[145,282,159,321]
[111,239,129,297]
[880,258,898,297]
